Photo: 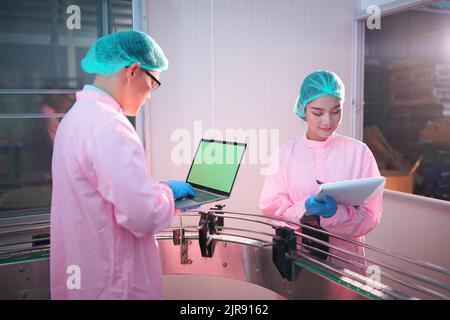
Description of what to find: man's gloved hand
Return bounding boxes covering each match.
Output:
[304,195,337,218]
[165,180,196,200]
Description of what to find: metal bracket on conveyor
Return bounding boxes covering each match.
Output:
[198,204,225,258]
[173,212,192,265]
[273,226,297,281]
[173,228,192,265]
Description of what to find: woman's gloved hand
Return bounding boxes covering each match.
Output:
[164,180,196,200]
[304,195,337,218]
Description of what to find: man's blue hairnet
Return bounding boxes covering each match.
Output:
[81,30,168,76]
[293,70,345,120]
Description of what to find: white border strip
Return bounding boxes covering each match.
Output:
[354,0,434,20]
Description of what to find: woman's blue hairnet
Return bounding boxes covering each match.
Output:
[81,30,168,76]
[293,70,345,120]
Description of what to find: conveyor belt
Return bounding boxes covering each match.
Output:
[0,208,449,300]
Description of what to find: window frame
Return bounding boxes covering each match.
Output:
[352,0,450,210]
[0,0,134,219]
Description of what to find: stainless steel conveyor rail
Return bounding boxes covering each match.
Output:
[0,207,449,300]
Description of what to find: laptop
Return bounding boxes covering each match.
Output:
[175,139,247,210]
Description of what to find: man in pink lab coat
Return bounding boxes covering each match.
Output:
[50,31,195,299]
[260,71,383,272]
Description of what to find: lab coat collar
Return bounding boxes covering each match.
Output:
[76,85,122,114]
[301,131,337,149]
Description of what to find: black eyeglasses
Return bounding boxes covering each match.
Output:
[125,66,161,91]
[143,70,161,91]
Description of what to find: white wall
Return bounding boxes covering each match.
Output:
[147,0,356,213]
[366,191,450,299]
[146,0,357,299]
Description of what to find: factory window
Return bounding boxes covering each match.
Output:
[0,0,133,216]
[363,3,450,201]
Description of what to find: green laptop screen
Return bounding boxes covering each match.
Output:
[187,140,246,193]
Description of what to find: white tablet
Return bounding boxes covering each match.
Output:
[316,177,386,206]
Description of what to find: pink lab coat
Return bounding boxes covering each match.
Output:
[259,133,383,271]
[50,87,175,299]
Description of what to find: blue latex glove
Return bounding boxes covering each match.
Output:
[304,195,337,218]
[165,180,196,200]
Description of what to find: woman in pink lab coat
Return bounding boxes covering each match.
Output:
[50,31,195,299]
[260,71,382,272]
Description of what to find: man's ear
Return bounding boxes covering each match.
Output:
[124,62,141,81]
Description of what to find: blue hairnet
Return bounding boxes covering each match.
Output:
[81,30,168,76]
[293,70,345,120]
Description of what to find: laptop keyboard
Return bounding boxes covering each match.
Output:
[194,189,220,202]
